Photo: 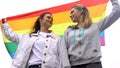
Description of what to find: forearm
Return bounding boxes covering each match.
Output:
[1,23,20,43]
[97,0,120,31]
[111,0,120,12]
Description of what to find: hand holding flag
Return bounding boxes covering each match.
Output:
[1,18,7,23]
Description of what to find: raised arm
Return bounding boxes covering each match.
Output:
[1,18,22,44]
[96,0,120,32]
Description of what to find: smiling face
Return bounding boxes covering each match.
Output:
[40,13,53,29]
[70,8,82,23]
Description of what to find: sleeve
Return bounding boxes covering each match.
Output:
[1,23,23,44]
[96,0,120,32]
[57,31,71,68]
[62,29,70,49]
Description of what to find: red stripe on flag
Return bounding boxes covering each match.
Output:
[6,0,108,21]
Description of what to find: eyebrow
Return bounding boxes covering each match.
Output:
[47,16,52,18]
[71,10,74,14]
[46,16,53,20]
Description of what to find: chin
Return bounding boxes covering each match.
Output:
[72,20,78,23]
[71,19,77,22]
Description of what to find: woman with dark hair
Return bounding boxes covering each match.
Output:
[1,12,70,68]
[30,12,52,34]
[61,0,120,68]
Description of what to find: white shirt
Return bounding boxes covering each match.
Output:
[28,31,53,66]
[2,23,71,68]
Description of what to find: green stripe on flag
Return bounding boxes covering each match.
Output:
[5,42,18,53]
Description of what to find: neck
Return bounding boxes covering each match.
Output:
[40,27,50,33]
[77,22,82,28]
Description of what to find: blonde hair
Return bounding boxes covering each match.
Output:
[72,4,92,28]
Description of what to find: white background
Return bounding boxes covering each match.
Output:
[0,0,120,68]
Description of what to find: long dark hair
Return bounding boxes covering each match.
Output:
[30,12,52,36]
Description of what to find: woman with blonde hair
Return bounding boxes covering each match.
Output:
[62,0,120,68]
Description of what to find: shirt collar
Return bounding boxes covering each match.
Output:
[31,30,55,38]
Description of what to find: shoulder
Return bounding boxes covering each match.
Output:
[64,25,77,33]
[20,34,30,39]
[53,34,60,39]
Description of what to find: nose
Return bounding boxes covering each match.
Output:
[50,18,53,21]
[70,14,73,18]
[48,17,53,21]
[70,12,73,18]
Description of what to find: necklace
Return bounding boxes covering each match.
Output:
[72,27,84,44]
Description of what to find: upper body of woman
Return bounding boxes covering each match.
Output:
[1,12,70,68]
[62,0,120,68]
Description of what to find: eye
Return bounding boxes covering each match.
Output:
[47,16,51,19]
[47,16,53,20]
[70,10,74,14]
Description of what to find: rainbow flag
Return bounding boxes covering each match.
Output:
[0,0,109,58]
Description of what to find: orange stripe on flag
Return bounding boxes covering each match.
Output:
[6,3,107,31]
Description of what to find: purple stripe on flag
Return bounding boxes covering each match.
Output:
[100,36,105,46]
